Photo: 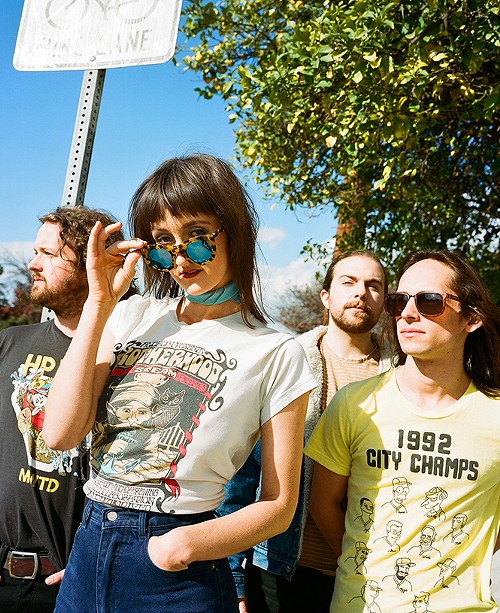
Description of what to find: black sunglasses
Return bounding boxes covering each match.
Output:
[141,228,224,272]
[384,292,461,317]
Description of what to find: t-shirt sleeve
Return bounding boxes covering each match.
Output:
[259,336,317,425]
[106,294,150,340]
[107,296,128,339]
[304,385,352,477]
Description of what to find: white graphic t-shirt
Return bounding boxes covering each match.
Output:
[84,295,316,514]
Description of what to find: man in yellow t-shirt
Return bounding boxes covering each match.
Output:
[306,250,500,613]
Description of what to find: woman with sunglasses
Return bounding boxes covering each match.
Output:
[43,154,316,613]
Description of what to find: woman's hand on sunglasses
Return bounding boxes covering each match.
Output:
[86,221,146,306]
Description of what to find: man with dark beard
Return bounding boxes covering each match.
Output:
[0,207,126,612]
[219,251,391,613]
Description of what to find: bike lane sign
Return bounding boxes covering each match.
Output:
[14,0,183,71]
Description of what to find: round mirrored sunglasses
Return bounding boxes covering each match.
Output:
[141,228,224,272]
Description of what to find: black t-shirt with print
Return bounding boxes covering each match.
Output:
[0,320,88,570]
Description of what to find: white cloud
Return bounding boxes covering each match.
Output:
[259,257,317,306]
[258,257,320,332]
[0,241,34,263]
[258,226,286,251]
[0,242,34,299]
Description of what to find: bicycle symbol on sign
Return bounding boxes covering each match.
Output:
[45,0,159,29]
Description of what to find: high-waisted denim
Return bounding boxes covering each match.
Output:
[55,500,238,613]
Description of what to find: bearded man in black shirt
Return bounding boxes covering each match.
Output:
[0,206,127,612]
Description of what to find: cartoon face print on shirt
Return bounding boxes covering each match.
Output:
[407,525,442,560]
[345,541,372,574]
[374,519,404,552]
[434,557,460,590]
[91,338,237,511]
[409,591,437,613]
[382,557,416,594]
[421,486,448,521]
[382,476,412,513]
[106,370,186,430]
[10,363,79,475]
[354,497,375,532]
[348,580,383,613]
[94,373,189,481]
[443,513,469,545]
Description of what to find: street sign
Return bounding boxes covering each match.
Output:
[14,0,182,71]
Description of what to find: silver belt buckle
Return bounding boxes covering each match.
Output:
[7,550,39,580]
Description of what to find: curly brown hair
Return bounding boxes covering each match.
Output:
[39,206,124,270]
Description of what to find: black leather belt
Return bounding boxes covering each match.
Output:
[3,550,56,580]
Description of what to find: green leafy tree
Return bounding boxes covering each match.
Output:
[182,0,500,300]
[0,256,41,331]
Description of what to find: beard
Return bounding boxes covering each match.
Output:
[30,270,88,319]
[330,301,379,334]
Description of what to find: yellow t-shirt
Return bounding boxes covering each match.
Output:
[305,369,500,613]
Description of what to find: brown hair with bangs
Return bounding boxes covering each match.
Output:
[129,154,267,326]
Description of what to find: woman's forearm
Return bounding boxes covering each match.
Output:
[148,493,298,571]
[43,223,143,450]
[148,393,309,571]
[42,299,115,449]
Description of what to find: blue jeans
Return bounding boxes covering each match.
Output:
[55,500,238,613]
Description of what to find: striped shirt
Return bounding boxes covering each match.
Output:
[298,336,380,575]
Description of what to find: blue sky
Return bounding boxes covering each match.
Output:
[0,2,337,308]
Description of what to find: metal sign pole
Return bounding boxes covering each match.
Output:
[15,0,182,323]
[61,68,106,208]
[41,68,105,322]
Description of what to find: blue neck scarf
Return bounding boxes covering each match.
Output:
[185,281,241,305]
